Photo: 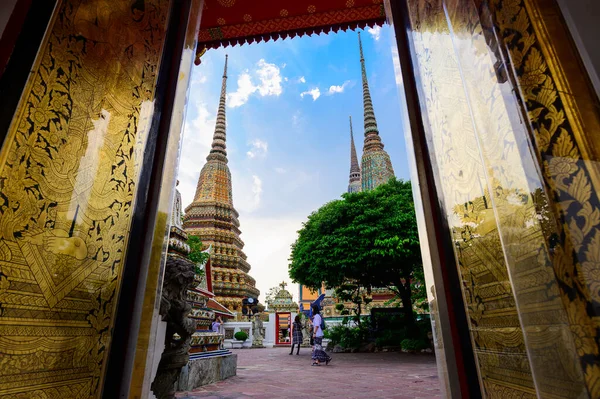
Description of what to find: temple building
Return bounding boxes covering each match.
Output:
[357,32,395,192]
[183,55,260,319]
[298,284,327,313]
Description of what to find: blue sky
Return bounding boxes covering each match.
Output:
[178,25,409,302]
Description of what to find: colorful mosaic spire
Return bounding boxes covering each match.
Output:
[348,116,362,193]
[358,32,395,191]
[183,55,260,318]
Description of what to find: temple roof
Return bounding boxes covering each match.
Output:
[207,298,235,318]
[268,287,298,313]
[196,0,386,62]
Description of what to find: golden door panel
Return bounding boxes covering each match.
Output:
[488,0,600,396]
[445,0,587,397]
[0,0,170,397]
[406,0,595,397]
[406,0,535,395]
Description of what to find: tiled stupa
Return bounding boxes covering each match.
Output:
[357,32,395,191]
[347,116,362,193]
[317,33,397,320]
[183,55,260,318]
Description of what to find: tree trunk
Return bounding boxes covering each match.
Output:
[397,277,416,334]
[354,286,362,326]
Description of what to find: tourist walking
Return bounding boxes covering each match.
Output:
[289,315,303,355]
[311,305,331,366]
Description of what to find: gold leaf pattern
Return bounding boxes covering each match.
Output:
[492,0,600,395]
[0,0,170,397]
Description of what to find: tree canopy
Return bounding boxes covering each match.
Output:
[288,178,423,323]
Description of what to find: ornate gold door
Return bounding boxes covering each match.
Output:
[0,1,172,397]
[399,0,600,397]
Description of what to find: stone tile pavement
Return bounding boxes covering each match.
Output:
[176,347,442,399]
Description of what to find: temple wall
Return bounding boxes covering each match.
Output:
[403,0,600,397]
[0,0,171,397]
[222,320,275,348]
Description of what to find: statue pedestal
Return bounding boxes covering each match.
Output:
[177,352,237,390]
[231,340,244,349]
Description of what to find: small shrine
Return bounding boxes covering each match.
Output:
[186,246,235,355]
[267,282,298,346]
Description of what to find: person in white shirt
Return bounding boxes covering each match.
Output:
[311,305,331,366]
[211,316,223,333]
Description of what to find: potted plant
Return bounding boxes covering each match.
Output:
[232,331,248,349]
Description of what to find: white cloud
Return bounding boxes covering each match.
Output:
[291,110,304,130]
[298,76,306,84]
[367,26,382,41]
[255,59,283,96]
[327,80,351,95]
[228,72,256,108]
[300,87,321,101]
[251,175,263,208]
[191,74,207,86]
[240,216,305,302]
[231,170,263,213]
[227,59,283,108]
[178,100,216,207]
[275,167,287,174]
[246,139,268,159]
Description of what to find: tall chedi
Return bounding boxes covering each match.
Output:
[348,116,362,193]
[183,55,260,318]
[357,32,395,191]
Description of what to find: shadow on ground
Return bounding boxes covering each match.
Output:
[176,347,441,399]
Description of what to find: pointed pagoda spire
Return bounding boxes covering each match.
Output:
[358,32,384,153]
[357,32,395,191]
[348,116,361,193]
[184,54,261,312]
[207,55,229,163]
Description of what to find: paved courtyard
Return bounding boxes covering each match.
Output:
[177,347,441,399]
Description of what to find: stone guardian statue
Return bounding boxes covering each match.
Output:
[252,315,264,348]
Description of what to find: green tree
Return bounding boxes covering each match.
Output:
[289,178,423,328]
[264,285,281,309]
[187,235,209,275]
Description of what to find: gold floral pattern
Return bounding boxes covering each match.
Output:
[491,0,600,395]
[0,0,170,397]
[408,0,598,396]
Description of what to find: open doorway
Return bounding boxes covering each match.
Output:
[174,25,436,396]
